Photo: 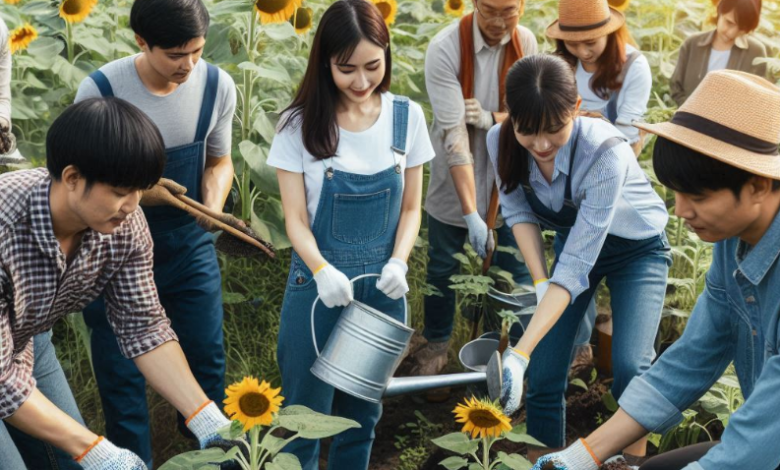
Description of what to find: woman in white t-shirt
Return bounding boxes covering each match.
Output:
[548,0,651,156]
[267,1,434,469]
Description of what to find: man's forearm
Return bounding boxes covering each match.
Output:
[5,388,97,457]
[449,164,478,216]
[134,341,208,419]
[202,155,235,213]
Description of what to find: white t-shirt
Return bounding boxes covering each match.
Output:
[268,92,435,225]
[707,48,731,73]
[575,45,651,143]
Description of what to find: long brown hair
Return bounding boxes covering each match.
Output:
[278,0,392,160]
[497,54,579,193]
[555,24,635,100]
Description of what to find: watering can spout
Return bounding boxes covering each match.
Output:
[383,372,487,398]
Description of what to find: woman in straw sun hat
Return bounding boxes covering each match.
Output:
[548,0,651,156]
[531,70,780,470]
[484,53,671,464]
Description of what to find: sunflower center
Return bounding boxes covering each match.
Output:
[376,2,392,18]
[449,0,463,9]
[468,410,502,428]
[238,392,271,417]
[255,0,292,14]
[13,30,32,42]
[294,8,311,27]
[62,0,87,15]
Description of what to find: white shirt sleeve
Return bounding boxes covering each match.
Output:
[267,119,305,173]
[0,19,11,125]
[615,53,652,143]
[405,101,435,168]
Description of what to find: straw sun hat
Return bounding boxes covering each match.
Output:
[635,70,780,179]
[546,0,625,42]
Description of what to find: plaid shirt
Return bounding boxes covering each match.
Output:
[0,169,177,419]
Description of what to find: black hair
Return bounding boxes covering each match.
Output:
[653,136,780,198]
[278,0,392,160]
[130,0,210,50]
[47,97,166,189]
[497,54,579,193]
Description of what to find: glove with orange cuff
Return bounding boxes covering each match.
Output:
[530,438,601,470]
[77,437,147,470]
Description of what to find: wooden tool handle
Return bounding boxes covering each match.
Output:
[481,183,500,275]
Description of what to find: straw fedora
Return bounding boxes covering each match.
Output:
[546,0,625,42]
[635,70,780,179]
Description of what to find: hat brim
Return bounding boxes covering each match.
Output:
[635,121,780,180]
[546,9,625,42]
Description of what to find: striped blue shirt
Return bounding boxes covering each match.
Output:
[487,117,669,300]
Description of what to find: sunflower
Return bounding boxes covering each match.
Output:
[453,396,512,439]
[290,6,313,35]
[4,0,23,5]
[444,0,464,16]
[608,0,630,12]
[59,0,98,23]
[254,0,301,25]
[372,0,397,26]
[223,377,284,431]
[9,23,38,54]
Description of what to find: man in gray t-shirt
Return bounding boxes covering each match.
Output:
[73,0,236,466]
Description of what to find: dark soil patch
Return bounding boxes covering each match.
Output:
[215,225,274,258]
[601,459,634,470]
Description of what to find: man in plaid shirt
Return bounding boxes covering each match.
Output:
[0,98,235,470]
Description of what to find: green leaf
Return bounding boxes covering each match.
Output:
[158,448,229,469]
[263,22,297,41]
[238,61,291,83]
[431,432,479,455]
[25,38,64,70]
[602,391,619,412]
[238,139,279,195]
[217,419,246,440]
[438,456,469,470]
[497,452,533,470]
[260,432,287,456]
[266,453,303,470]
[569,378,588,391]
[252,110,277,144]
[503,425,546,447]
[222,291,248,305]
[276,407,360,439]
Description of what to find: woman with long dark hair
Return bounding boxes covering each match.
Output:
[267,1,434,468]
[549,0,651,156]
[488,54,670,464]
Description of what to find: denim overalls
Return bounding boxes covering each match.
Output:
[521,126,671,448]
[277,98,409,470]
[81,65,225,467]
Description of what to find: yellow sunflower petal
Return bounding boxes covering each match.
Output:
[608,0,630,12]
[9,23,38,54]
[59,0,98,23]
[290,6,313,35]
[4,0,23,5]
[451,396,511,439]
[223,376,285,431]
[255,0,302,25]
[444,0,464,17]
[372,0,397,26]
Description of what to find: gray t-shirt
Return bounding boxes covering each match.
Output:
[75,54,236,161]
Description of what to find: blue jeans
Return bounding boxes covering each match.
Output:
[525,234,671,447]
[83,224,225,468]
[424,215,532,342]
[0,331,84,470]
[278,255,405,470]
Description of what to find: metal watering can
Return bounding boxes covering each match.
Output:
[309,274,500,404]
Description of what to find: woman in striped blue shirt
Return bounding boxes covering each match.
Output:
[487,54,670,464]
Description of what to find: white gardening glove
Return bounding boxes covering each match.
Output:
[499,348,529,416]
[530,439,601,470]
[78,438,148,470]
[376,258,409,300]
[187,401,249,470]
[313,264,353,308]
[535,279,550,306]
[464,98,494,130]
[463,212,494,259]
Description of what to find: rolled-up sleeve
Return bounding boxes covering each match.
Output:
[619,250,734,435]
[104,213,177,359]
[0,269,35,420]
[0,20,11,125]
[486,125,539,226]
[550,149,627,300]
[425,32,472,167]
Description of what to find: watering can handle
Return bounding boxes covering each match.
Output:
[311,273,409,357]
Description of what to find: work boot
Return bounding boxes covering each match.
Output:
[569,344,594,379]
[408,340,449,377]
[400,332,428,364]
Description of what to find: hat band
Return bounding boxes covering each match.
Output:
[672,112,780,156]
[558,15,611,32]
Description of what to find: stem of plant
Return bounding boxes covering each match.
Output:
[249,425,261,469]
[482,437,489,469]
[66,21,74,64]
[240,11,258,221]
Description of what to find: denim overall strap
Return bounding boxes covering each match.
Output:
[89,70,115,97]
[143,63,220,232]
[605,50,641,124]
[391,96,409,155]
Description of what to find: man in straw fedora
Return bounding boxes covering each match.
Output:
[530,70,780,470]
[413,0,537,378]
